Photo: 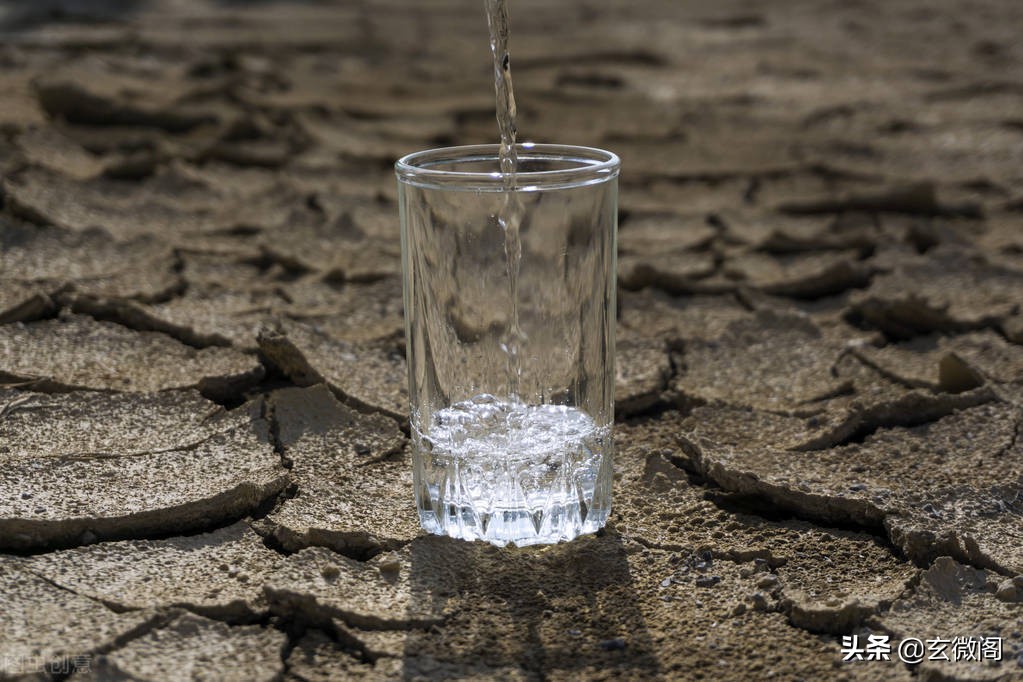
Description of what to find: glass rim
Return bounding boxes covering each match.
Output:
[395,143,620,191]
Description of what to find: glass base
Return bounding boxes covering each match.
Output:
[418,500,610,547]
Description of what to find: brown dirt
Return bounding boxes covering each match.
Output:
[1,0,1021,680]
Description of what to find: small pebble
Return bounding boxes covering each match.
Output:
[377,553,402,574]
[599,638,627,651]
[695,575,721,588]
[757,574,779,589]
[994,580,1019,603]
[321,564,340,580]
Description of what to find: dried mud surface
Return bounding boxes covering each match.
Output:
[1,0,1022,680]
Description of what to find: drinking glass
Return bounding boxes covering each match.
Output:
[396,143,619,546]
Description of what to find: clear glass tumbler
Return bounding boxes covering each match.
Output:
[396,143,620,547]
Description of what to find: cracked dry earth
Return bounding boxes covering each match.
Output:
[0,0,1022,680]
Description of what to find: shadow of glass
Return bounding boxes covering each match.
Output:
[401,529,661,680]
